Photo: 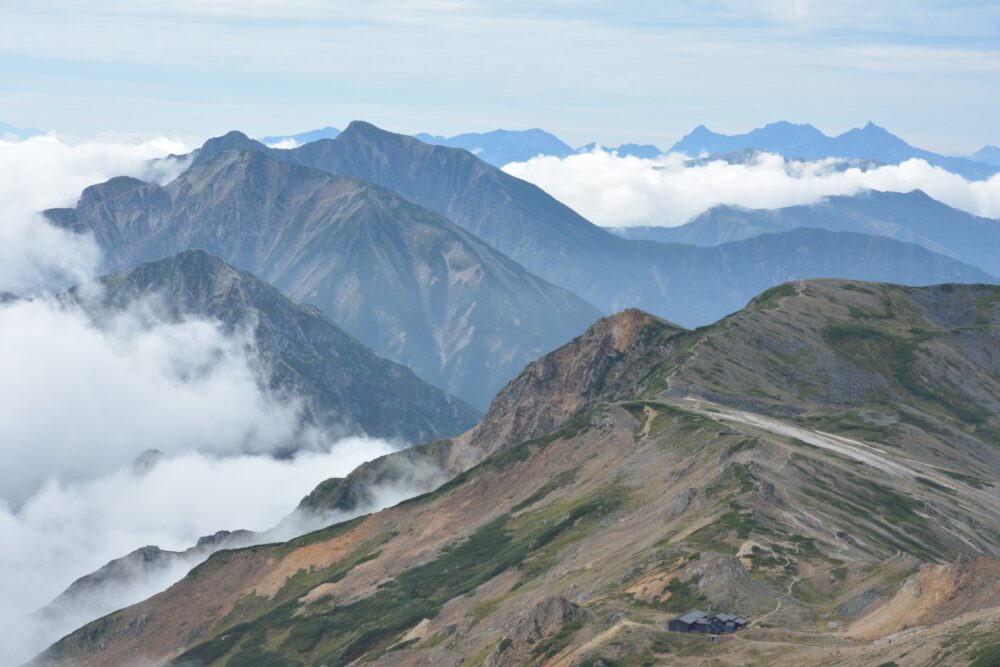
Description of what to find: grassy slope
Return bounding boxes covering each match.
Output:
[38,280,1000,667]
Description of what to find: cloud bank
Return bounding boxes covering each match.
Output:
[0,132,427,664]
[0,133,190,295]
[503,150,1000,227]
[0,294,330,504]
[0,438,399,665]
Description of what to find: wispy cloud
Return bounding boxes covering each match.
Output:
[0,133,191,295]
[0,438,398,665]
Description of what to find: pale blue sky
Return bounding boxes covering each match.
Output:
[1,0,998,151]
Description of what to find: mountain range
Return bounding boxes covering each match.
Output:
[271,125,666,166]
[268,120,997,179]
[37,279,1000,666]
[0,121,42,140]
[177,122,997,326]
[260,126,341,147]
[610,189,1000,277]
[669,121,1000,180]
[413,128,575,167]
[973,145,1000,166]
[69,249,480,442]
[46,147,600,408]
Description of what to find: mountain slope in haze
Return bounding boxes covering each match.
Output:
[232,121,996,327]
[670,120,1000,180]
[575,142,662,158]
[611,189,1000,276]
[973,145,1000,166]
[39,280,1000,667]
[0,120,42,139]
[260,126,340,146]
[412,128,574,166]
[47,150,601,408]
[73,249,479,441]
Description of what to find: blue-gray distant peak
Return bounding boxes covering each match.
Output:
[0,121,43,139]
[972,145,1000,166]
[412,127,574,166]
[575,142,662,159]
[670,121,999,180]
[259,125,340,146]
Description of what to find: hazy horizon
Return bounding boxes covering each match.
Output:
[2,1,998,153]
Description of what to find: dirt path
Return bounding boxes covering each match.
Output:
[675,398,915,478]
[754,563,841,627]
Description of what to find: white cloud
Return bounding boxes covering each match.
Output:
[0,133,191,295]
[0,438,400,665]
[0,130,436,666]
[0,293,336,503]
[264,137,299,149]
[502,149,1000,227]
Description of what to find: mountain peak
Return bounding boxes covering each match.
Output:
[342,119,384,136]
[861,120,891,134]
[196,130,269,160]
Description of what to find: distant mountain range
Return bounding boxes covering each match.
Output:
[973,145,1000,166]
[413,128,575,166]
[270,125,665,166]
[46,148,600,408]
[575,142,662,159]
[43,121,999,406]
[260,125,340,146]
[264,120,996,178]
[192,121,996,327]
[0,121,42,140]
[69,249,480,441]
[609,189,1000,277]
[670,121,999,180]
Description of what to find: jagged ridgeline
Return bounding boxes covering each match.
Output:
[38,280,1000,667]
[70,249,480,443]
[44,148,602,409]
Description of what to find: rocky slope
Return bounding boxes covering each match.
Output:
[38,279,1000,667]
[179,123,997,328]
[47,149,601,408]
[68,249,479,442]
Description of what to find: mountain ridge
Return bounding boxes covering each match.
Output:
[37,279,1000,667]
[166,124,1000,329]
[609,189,1000,276]
[47,148,601,408]
[670,120,999,180]
[69,248,481,441]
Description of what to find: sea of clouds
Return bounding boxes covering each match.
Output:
[0,133,410,664]
[503,149,1000,228]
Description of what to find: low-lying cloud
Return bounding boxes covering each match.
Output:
[0,131,432,665]
[0,438,400,665]
[503,149,1000,227]
[0,133,190,295]
[0,294,319,504]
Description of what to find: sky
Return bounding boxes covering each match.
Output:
[1,0,999,152]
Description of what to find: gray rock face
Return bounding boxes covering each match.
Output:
[47,150,601,408]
